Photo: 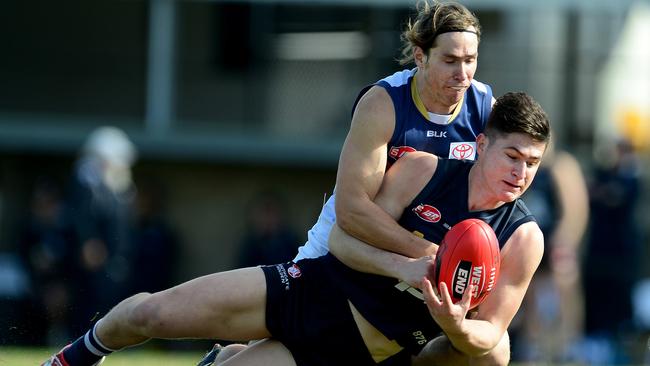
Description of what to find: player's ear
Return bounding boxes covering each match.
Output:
[476,133,488,155]
[414,46,427,68]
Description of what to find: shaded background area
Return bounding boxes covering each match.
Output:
[0,0,649,364]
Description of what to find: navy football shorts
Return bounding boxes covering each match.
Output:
[262,259,410,366]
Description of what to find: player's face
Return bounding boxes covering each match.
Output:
[476,132,546,203]
[414,29,478,114]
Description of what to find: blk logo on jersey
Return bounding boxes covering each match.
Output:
[389,145,416,160]
[412,204,441,223]
[449,142,476,160]
[427,130,447,138]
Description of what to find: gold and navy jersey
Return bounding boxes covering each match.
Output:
[325,159,535,356]
[353,68,493,164]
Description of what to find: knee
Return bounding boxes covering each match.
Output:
[127,292,166,335]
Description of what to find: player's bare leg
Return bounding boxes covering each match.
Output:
[42,267,271,365]
[98,267,270,348]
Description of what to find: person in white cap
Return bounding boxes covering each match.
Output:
[68,126,138,331]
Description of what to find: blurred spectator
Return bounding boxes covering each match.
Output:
[67,126,138,328]
[632,278,650,362]
[237,190,300,267]
[513,144,590,363]
[128,178,178,294]
[582,138,643,364]
[0,252,32,345]
[16,177,78,346]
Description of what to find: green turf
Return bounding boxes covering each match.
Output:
[0,347,204,366]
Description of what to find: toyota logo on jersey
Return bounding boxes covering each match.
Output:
[449,142,477,160]
[389,145,417,160]
[412,204,441,223]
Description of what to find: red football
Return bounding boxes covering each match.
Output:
[432,218,500,309]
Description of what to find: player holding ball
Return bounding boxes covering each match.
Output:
[43,91,549,366]
[328,91,548,365]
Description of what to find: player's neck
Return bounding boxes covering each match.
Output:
[467,165,506,212]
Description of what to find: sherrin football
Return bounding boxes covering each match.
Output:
[433,218,500,310]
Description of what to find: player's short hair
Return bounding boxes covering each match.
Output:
[485,92,551,144]
[399,1,481,65]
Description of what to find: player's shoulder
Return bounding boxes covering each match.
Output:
[356,84,392,107]
[378,68,416,88]
[505,221,544,261]
[510,220,543,241]
[398,150,438,162]
[354,69,415,115]
[393,151,439,175]
[384,152,439,203]
[351,84,395,130]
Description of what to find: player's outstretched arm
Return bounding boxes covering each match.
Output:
[421,221,544,357]
[334,87,436,258]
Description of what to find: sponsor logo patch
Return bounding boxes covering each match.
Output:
[389,145,416,160]
[287,264,302,278]
[449,142,476,160]
[427,130,447,138]
[412,204,441,223]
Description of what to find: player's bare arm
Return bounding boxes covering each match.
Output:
[422,221,544,356]
[329,226,433,288]
[331,152,439,283]
[335,86,436,258]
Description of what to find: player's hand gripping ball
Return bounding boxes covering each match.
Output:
[432,218,500,309]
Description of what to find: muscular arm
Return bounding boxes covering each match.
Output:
[330,152,439,284]
[334,86,436,258]
[329,225,435,287]
[329,226,415,278]
[422,222,544,356]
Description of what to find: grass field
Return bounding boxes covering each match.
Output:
[2,346,645,366]
[0,347,205,366]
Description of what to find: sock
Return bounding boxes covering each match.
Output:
[63,320,115,365]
